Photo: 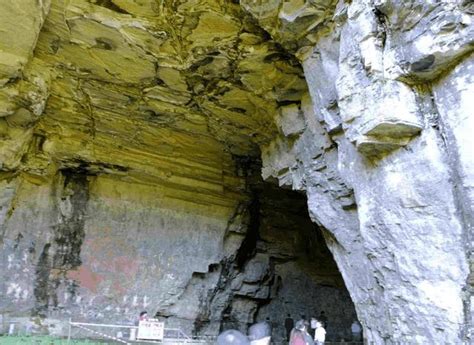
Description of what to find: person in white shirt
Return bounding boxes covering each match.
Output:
[351,320,362,341]
[314,322,326,345]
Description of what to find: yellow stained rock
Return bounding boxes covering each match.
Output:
[0,0,308,209]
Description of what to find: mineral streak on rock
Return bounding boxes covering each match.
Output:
[0,0,473,344]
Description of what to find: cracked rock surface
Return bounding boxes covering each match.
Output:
[0,0,473,344]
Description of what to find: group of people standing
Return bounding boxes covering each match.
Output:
[285,312,327,345]
[284,312,362,344]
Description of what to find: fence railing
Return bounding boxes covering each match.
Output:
[67,319,214,344]
[68,320,137,344]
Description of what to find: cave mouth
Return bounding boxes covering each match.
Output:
[217,177,358,343]
[0,156,359,342]
[183,160,357,343]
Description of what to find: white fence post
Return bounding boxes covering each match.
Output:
[67,318,71,344]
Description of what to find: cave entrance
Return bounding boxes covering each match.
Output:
[221,171,358,343]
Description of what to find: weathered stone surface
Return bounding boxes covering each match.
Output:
[256,0,473,343]
[0,171,244,332]
[0,0,473,344]
[0,0,51,84]
[240,0,339,50]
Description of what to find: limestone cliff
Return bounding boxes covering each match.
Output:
[0,0,472,344]
[253,1,473,344]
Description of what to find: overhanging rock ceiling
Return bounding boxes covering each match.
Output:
[0,0,309,193]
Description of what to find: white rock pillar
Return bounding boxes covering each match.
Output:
[299,1,473,343]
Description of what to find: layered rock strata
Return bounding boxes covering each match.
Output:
[0,0,473,344]
[0,2,353,339]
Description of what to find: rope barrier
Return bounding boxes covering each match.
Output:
[73,323,129,344]
[67,319,213,344]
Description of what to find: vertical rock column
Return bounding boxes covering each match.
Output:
[295,1,473,343]
[432,58,474,342]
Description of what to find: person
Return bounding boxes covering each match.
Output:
[133,310,149,337]
[290,320,313,345]
[351,320,362,342]
[265,317,272,338]
[309,317,318,338]
[139,311,148,322]
[318,311,327,328]
[314,322,326,345]
[303,320,311,342]
[284,314,294,341]
[289,327,306,345]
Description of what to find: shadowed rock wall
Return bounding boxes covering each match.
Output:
[0,170,245,333]
[0,161,355,340]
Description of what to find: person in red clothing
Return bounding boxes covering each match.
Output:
[290,320,314,345]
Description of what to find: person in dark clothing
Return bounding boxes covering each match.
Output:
[135,311,148,326]
[284,314,294,341]
[318,311,328,329]
[309,317,317,338]
[265,317,273,338]
[139,311,148,321]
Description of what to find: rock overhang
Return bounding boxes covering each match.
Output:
[0,1,473,343]
[0,0,311,198]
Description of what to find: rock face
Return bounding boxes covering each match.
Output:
[0,0,472,344]
[0,160,355,341]
[255,1,473,344]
